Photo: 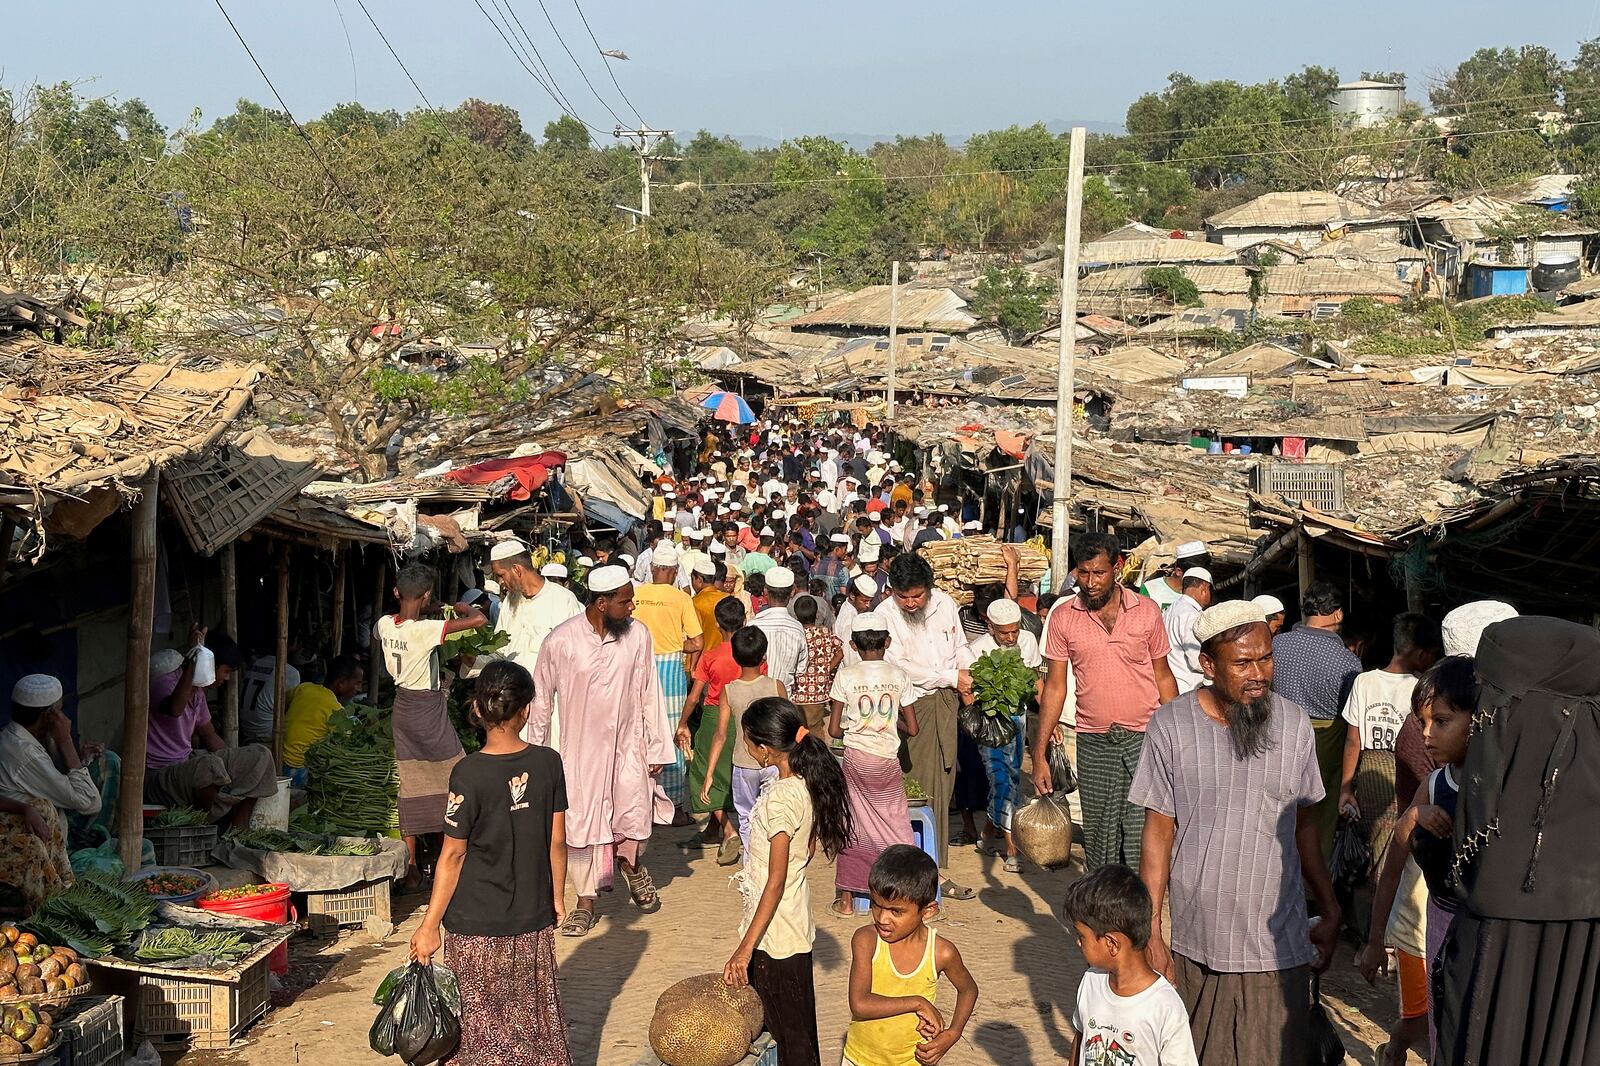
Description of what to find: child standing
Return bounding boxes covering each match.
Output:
[1360,655,1475,1064]
[842,845,978,1066]
[828,615,919,917]
[723,697,852,1066]
[678,597,751,864]
[1064,864,1198,1066]
[790,595,844,734]
[377,562,487,888]
[703,627,786,860]
[409,660,570,1066]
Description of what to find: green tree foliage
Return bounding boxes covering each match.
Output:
[542,114,589,154]
[1143,267,1201,306]
[969,266,1053,343]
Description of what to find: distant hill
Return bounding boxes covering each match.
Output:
[718,120,1122,153]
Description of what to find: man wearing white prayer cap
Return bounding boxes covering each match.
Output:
[966,599,1045,872]
[0,673,102,907]
[1163,566,1215,694]
[1252,594,1287,635]
[751,567,808,691]
[1140,540,1210,613]
[489,538,583,692]
[529,563,672,932]
[1441,600,1517,657]
[833,572,882,661]
[1129,596,1340,1055]
[633,541,703,825]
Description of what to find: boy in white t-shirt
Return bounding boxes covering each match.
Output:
[1066,864,1198,1066]
[1337,613,1441,820]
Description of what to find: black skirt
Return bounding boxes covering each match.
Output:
[1436,911,1600,1066]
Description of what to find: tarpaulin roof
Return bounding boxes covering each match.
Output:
[444,452,566,501]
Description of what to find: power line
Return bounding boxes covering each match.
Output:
[353,0,432,109]
[490,0,576,115]
[526,0,626,126]
[329,0,358,100]
[570,0,644,125]
[472,0,603,137]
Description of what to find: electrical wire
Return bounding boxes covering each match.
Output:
[353,0,432,109]
[522,0,626,126]
[329,0,358,100]
[490,0,576,115]
[472,0,605,138]
[570,0,643,125]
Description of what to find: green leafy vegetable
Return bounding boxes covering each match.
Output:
[969,648,1040,718]
[150,807,211,828]
[133,928,252,963]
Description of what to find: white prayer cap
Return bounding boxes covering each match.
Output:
[1183,567,1214,585]
[151,648,184,677]
[1175,540,1208,561]
[1192,600,1267,645]
[1252,594,1286,616]
[963,520,982,531]
[618,553,635,568]
[693,558,717,578]
[576,556,594,567]
[985,599,1022,625]
[665,491,677,499]
[1442,600,1518,657]
[869,513,883,523]
[759,527,777,539]
[489,539,529,562]
[852,574,880,598]
[914,507,926,516]
[939,504,949,513]
[830,533,849,544]
[540,563,568,579]
[852,613,888,634]
[11,674,61,708]
[686,528,708,540]
[889,461,902,472]
[858,541,881,563]
[868,450,884,463]
[652,543,680,567]
[729,502,744,511]
[709,542,727,555]
[765,567,796,590]
[771,509,786,521]
[588,565,631,594]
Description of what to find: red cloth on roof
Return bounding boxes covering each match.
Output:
[995,430,1031,459]
[445,452,566,501]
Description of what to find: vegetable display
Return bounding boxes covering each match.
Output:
[137,872,208,899]
[0,924,88,1000]
[202,884,280,903]
[227,829,380,856]
[303,704,400,836]
[132,929,251,964]
[0,1002,56,1055]
[24,874,155,959]
[441,606,510,661]
[149,807,211,828]
[902,774,929,802]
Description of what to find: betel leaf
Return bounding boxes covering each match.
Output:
[970,647,1039,718]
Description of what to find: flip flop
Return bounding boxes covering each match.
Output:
[716,835,743,867]
[559,908,597,937]
[1003,856,1022,874]
[828,901,857,919]
[948,832,976,847]
[940,879,976,901]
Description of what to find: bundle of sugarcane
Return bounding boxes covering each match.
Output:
[918,535,1047,593]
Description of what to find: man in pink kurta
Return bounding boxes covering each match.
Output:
[530,565,673,935]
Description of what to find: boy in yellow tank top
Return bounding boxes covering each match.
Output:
[843,845,979,1066]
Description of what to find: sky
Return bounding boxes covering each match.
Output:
[8,1,1600,144]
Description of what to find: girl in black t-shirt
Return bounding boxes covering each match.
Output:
[410,660,571,1066]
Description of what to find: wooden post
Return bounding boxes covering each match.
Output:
[1296,522,1317,602]
[886,260,899,421]
[271,542,290,765]
[220,540,239,746]
[1050,127,1087,595]
[330,546,348,658]
[118,469,160,872]
[369,557,386,702]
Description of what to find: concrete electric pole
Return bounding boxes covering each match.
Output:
[1050,127,1086,594]
[613,125,674,230]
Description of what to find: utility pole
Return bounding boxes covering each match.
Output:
[613,125,675,230]
[886,260,899,420]
[1050,127,1086,594]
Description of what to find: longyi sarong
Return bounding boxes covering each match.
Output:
[393,686,464,836]
[653,653,689,812]
[983,715,1026,832]
[444,925,571,1066]
[836,749,913,894]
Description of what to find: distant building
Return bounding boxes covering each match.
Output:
[1203,191,1405,251]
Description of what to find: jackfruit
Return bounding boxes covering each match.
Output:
[649,973,763,1066]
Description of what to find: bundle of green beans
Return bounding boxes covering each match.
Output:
[304,705,400,836]
[133,928,251,963]
[149,807,211,828]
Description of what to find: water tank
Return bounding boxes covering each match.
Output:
[1331,80,1407,128]
[1531,255,1580,292]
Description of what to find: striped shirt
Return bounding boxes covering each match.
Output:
[752,607,809,690]
[1129,691,1323,972]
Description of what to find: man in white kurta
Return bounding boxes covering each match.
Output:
[529,566,673,934]
[489,541,584,748]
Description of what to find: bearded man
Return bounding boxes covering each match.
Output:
[1128,599,1340,1066]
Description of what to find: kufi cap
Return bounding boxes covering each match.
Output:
[693,558,717,577]
[765,566,796,590]
[830,533,849,544]
[588,565,630,594]
[843,475,859,485]
[686,528,708,540]
[11,674,61,708]
[729,501,744,511]
[709,542,727,555]
[852,613,889,634]
[852,574,880,598]
[540,563,568,579]
[1251,594,1285,616]
[652,543,681,567]
[858,541,881,563]
[771,509,786,521]
[1175,540,1208,561]
[914,507,926,516]
[576,556,594,567]
[868,450,884,463]
[889,461,902,472]
[869,513,883,523]
[1183,567,1214,585]
[1193,600,1267,645]
[963,520,982,531]
[618,553,635,568]
[1442,600,1518,657]
[151,648,185,676]
[939,504,949,513]
[759,527,776,540]
[985,599,1022,625]
[665,491,677,499]
[489,539,529,562]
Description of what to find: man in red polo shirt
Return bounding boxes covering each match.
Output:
[1034,531,1177,870]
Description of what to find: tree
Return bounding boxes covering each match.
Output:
[455,99,534,156]
[969,266,1053,343]
[1143,266,1201,306]
[1429,46,1564,117]
[317,102,401,138]
[543,114,589,154]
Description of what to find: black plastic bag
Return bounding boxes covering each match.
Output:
[1306,974,1346,1066]
[1329,813,1372,896]
[370,962,461,1065]
[958,703,1018,748]
[1045,728,1078,796]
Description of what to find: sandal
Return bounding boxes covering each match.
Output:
[828,900,857,919]
[975,837,1007,857]
[716,835,742,867]
[940,879,976,901]
[622,864,663,913]
[948,831,976,847]
[1003,856,1022,874]
[559,908,597,937]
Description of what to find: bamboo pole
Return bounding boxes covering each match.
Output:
[369,556,386,703]
[331,546,348,657]
[118,469,160,872]
[271,542,290,766]
[220,541,239,746]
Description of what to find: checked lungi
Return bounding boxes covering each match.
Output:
[982,716,1026,833]
[1077,725,1146,871]
[652,652,690,816]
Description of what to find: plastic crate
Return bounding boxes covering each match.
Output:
[143,824,218,868]
[303,877,392,931]
[1249,461,1345,512]
[88,942,280,1052]
[56,995,123,1066]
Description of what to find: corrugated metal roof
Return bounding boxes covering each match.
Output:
[1302,233,1427,263]
[1080,236,1237,265]
[1081,262,1412,298]
[786,285,976,332]
[1206,191,1400,230]
[1415,194,1597,241]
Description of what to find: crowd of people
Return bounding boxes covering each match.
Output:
[2,410,1595,1066]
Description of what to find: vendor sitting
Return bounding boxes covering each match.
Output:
[145,627,278,831]
[281,655,366,787]
[0,674,102,909]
